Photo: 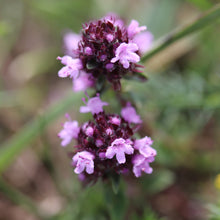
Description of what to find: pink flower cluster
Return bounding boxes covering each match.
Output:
[58,95,156,183]
[57,14,153,91]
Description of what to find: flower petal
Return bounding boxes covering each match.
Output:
[106,147,115,159]
[74,161,85,174]
[86,161,94,174]
[124,144,134,155]
[133,31,153,54]
[58,66,71,78]
[116,150,126,164]
[121,103,142,124]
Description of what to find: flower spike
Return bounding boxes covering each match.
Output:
[57,14,153,90]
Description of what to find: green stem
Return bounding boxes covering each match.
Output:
[103,181,127,220]
[141,4,220,62]
[0,178,48,220]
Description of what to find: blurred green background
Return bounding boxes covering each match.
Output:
[0,0,220,219]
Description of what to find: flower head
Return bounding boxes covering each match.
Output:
[57,14,153,90]
[59,96,156,184]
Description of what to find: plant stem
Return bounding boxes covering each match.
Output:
[0,178,48,220]
[141,4,220,62]
[103,181,127,220]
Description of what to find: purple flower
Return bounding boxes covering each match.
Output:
[78,173,86,181]
[63,32,81,57]
[106,34,114,42]
[72,151,95,174]
[121,103,142,124]
[76,14,131,88]
[134,136,156,158]
[57,14,152,90]
[58,117,80,147]
[109,116,121,126]
[57,56,82,78]
[106,128,113,135]
[99,152,106,159]
[72,72,94,92]
[80,94,108,115]
[133,31,153,54]
[132,154,154,177]
[111,43,140,69]
[127,20,146,39]
[85,126,94,137]
[84,46,93,55]
[103,13,125,29]
[96,139,103,147]
[106,138,134,164]
[59,97,157,184]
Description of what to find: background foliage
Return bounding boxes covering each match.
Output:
[0,0,220,219]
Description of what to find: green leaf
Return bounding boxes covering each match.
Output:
[0,92,81,174]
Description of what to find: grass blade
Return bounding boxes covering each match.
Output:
[141,4,220,62]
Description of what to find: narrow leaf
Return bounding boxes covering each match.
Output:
[141,4,220,62]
